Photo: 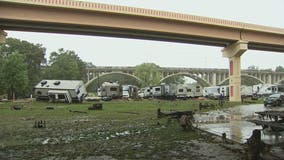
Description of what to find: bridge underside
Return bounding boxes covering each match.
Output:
[0,19,234,47]
[1,1,284,52]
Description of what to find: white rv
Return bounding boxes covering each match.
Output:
[203,86,221,99]
[241,85,253,97]
[99,82,122,98]
[122,85,138,98]
[257,84,284,96]
[34,80,87,103]
[176,84,188,99]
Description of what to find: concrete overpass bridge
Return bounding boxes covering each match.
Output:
[86,66,284,87]
[0,0,284,101]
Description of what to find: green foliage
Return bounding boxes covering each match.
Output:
[43,48,87,81]
[0,53,28,99]
[162,75,185,84]
[134,63,161,87]
[275,66,284,72]
[0,38,46,94]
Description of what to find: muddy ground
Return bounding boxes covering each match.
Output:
[0,100,247,160]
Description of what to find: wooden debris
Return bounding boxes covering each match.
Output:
[88,103,103,110]
[34,120,46,128]
[157,108,194,119]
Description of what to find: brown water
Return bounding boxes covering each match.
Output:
[195,104,284,144]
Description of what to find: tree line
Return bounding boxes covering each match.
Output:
[1,38,283,99]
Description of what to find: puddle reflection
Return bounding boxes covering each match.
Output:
[195,104,284,144]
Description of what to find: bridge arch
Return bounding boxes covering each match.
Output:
[85,72,142,88]
[218,74,265,86]
[160,72,211,87]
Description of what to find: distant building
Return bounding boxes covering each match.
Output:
[34,80,87,103]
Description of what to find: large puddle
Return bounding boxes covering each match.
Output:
[195,104,284,144]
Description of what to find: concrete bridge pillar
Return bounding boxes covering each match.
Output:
[223,41,248,102]
[267,74,271,84]
[212,73,217,86]
[0,30,7,43]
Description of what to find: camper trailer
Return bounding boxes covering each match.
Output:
[176,84,188,99]
[186,84,203,98]
[163,83,177,99]
[203,86,221,99]
[257,84,284,96]
[241,85,253,97]
[122,85,138,98]
[99,82,122,98]
[34,80,87,103]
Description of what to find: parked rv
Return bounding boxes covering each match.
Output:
[99,82,122,98]
[34,80,87,103]
[122,85,138,98]
[176,84,188,99]
[257,84,284,96]
[203,86,221,99]
[241,85,253,97]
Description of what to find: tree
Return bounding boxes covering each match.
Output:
[44,48,87,81]
[275,66,284,72]
[0,53,28,99]
[162,75,185,84]
[0,38,46,94]
[134,63,161,87]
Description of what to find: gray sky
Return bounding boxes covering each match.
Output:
[6,0,284,70]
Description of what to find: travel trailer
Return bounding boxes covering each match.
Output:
[241,85,253,97]
[34,80,87,103]
[176,84,188,99]
[257,84,284,96]
[122,85,138,98]
[99,82,122,98]
[203,86,221,99]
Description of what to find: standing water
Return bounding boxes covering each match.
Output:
[195,104,284,144]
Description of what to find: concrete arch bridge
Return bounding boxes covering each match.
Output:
[86,66,284,87]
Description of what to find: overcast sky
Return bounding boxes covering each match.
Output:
[6,0,284,70]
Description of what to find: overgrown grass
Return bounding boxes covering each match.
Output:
[0,99,255,159]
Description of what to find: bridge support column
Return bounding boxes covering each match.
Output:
[223,41,248,102]
[212,73,217,86]
[0,30,7,43]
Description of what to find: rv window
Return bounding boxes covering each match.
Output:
[196,86,200,89]
[110,87,117,91]
[155,88,160,91]
[187,89,191,92]
[179,89,183,92]
[37,91,42,95]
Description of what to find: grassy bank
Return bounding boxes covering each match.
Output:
[0,99,254,159]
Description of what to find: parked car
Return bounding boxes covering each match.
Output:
[264,93,284,107]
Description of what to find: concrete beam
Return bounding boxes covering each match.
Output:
[222,40,248,58]
[0,30,7,43]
